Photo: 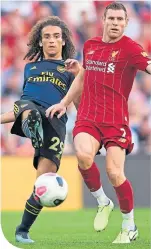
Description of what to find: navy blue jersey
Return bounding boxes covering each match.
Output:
[21,59,74,109]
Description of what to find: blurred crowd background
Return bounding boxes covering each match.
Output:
[1,1,151,156]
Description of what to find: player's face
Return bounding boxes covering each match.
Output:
[40,25,65,59]
[103,9,128,41]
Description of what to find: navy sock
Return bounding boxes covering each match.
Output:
[18,193,43,232]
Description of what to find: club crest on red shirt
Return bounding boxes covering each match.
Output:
[109,50,119,61]
[112,51,119,58]
[141,51,148,57]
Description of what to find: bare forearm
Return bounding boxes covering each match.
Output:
[73,95,81,110]
[0,111,15,124]
[61,67,84,107]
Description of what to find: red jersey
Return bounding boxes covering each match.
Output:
[77,35,150,125]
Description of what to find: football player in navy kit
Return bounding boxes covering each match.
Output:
[1,16,81,244]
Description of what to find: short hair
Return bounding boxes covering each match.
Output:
[24,16,76,61]
[104,2,127,18]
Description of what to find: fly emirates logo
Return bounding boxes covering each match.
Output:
[86,60,115,73]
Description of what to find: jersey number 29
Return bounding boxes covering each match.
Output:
[49,136,64,155]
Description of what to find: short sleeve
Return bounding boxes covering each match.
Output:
[129,43,151,71]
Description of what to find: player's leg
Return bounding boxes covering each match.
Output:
[105,145,138,243]
[11,100,44,149]
[21,110,32,138]
[11,101,52,243]
[15,157,57,244]
[22,109,44,149]
[73,123,113,231]
[15,111,62,244]
[74,132,105,196]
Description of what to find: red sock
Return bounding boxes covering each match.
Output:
[78,162,101,192]
[114,179,134,213]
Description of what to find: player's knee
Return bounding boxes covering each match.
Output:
[76,150,93,170]
[107,168,125,186]
[106,147,126,185]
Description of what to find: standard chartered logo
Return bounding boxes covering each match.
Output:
[86,60,107,67]
[86,60,116,73]
[86,60,107,72]
[107,63,115,73]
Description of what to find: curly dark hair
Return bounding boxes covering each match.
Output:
[24,16,76,61]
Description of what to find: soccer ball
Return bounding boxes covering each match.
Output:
[33,172,68,207]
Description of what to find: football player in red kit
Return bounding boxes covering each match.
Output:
[46,2,151,243]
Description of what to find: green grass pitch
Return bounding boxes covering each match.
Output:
[1,208,150,249]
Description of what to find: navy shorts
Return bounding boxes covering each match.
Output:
[11,100,66,170]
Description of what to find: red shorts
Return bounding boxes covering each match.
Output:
[73,120,134,155]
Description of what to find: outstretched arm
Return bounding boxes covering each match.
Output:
[62,67,84,107]
[73,95,81,110]
[65,59,84,110]
[0,111,15,124]
[46,67,85,118]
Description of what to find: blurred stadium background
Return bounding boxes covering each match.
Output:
[1,1,151,248]
[1,0,151,156]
